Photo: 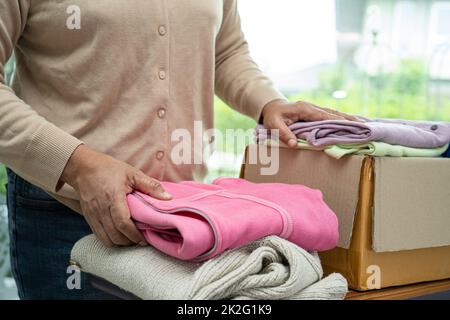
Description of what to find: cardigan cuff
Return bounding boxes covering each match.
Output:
[21,122,84,192]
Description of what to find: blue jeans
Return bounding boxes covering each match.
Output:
[443,146,450,158]
[6,169,116,300]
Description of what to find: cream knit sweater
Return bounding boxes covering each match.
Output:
[71,235,348,300]
[0,0,285,212]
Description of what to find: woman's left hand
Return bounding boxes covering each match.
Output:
[261,100,358,148]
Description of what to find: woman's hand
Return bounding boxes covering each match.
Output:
[262,100,359,148]
[61,145,172,247]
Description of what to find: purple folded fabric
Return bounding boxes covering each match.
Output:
[256,119,450,148]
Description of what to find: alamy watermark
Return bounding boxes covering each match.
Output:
[366,265,382,290]
[171,121,280,176]
[66,264,81,290]
[66,5,81,30]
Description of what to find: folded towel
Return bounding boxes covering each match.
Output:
[256,118,450,148]
[325,142,449,159]
[263,139,449,159]
[71,234,348,300]
[127,178,338,261]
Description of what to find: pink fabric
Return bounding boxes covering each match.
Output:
[127,178,338,261]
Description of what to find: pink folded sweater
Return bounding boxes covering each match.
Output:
[127,178,338,261]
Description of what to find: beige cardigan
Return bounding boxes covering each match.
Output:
[0,0,285,212]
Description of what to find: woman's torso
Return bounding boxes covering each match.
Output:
[13,0,224,182]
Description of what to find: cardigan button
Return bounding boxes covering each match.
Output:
[157,107,166,119]
[158,25,167,36]
[159,70,166,80]
[156,151,165,160]
[431,124,438,131]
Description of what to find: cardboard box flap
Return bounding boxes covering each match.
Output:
[243,145,363,249]
[373,157,450,252]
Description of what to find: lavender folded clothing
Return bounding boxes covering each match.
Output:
[256,119,450,148]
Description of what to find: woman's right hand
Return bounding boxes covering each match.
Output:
[61,144,172,247]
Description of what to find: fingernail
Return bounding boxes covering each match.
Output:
[139,241,148,247]
[288,139,297,148]
[162,192,172,199]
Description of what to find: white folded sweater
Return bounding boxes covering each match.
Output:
[71,235,348,300]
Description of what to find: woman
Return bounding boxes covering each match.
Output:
[0,0,352,299]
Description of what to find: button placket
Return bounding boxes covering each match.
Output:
[157,22,168,81]
[154,6,170,173]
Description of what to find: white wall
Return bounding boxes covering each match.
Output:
[363,0,450,79]
[238,0,337,91]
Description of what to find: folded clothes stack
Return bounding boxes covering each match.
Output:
[71,235,348,300]
[256,118,450,159]
[73,179,345,300]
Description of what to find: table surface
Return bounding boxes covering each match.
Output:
[90,274,450,300]
[346,279,450,300]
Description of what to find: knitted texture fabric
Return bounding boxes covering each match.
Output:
[71,234,348,300]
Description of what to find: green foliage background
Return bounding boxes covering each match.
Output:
[0,167,5,194]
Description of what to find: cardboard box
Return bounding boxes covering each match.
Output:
[241,144,450,291]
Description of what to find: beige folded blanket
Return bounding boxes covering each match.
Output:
[71,235,347,300]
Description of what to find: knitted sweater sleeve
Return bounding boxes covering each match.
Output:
[0,0,83,192]
[214,0,287,122]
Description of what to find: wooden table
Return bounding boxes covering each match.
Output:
[345,279,450,300]
[90,274,450,300]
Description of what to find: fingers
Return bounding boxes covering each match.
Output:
[295,101,352,122]
[316,106,359,122]
[110,196,147,245]
[132,171,172,200]
[73,151,164,248]
[82,209,114,247]
[81,196,140,247]
[301,105,347,122]
[263,101,357,149]
[269,117,298,148]
[100,212,134,246]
